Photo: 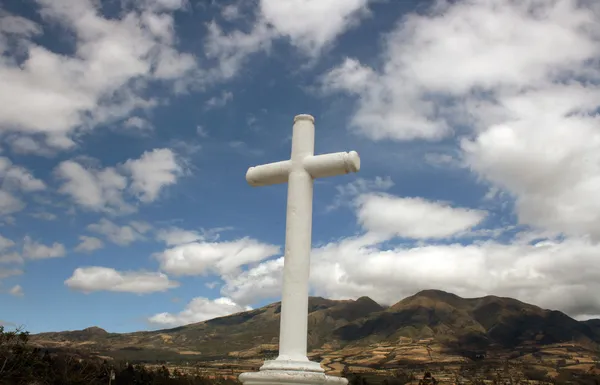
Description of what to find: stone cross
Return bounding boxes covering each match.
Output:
[239,114,359,385]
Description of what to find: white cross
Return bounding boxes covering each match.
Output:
[245,114,360,373]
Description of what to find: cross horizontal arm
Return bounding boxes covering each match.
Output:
[303,151,360,179]
[246,160,292,187]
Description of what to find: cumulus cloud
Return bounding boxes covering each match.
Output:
[356,193,487,239]
[0,157,46,216]
[55,160,131,214]
[0,157,46,192]
[0,252,23,264]
[326,176,394,212]
[0,0,376,155]
[220,257,283,306]
[55,148,182,213]
[65,266,179,294]
[87,218,149,246]
[74,236,104,253]
[322,0,600,240]
[0,235,21,264]
[123,116,153,132]
[461,84,600,239]
[0,190,25,216]
[22,236,66,260]
[0,268,22,280]
[155,226,204,246]
[203,0,375,79]
[153,194,487,308]
[217,227,600,320]
[123,148,182,203]
[0,0,197,153]
[204,91,233,110]
[259,0,373,56]
[148,297,251,327]
[156,237,280,276]
[9,284,23,297]
[190,189,600,320]
[0,234,15,251]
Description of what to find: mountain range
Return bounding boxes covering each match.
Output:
[30,290,600,364]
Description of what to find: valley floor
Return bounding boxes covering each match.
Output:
[136,339,600,384]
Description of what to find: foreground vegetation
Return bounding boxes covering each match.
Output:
[0,326,238,385]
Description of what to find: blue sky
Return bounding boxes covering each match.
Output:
[1,0,600,333]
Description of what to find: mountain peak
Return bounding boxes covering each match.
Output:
[413,289,463,300]
[82,326,108,335]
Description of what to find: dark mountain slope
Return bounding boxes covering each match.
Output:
[334,290,599,351]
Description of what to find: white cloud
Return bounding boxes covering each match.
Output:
[87,219,148,246]
[0,234,20,264]
[123,116,153,132]
[196,125,208,138]
[259,0,373,56]
[74,236,104,253]
[322,57,448,141]
[129,221,153,234]
[308,233,600,319]
[65,266,179,294]
[0,0,198,152]
[0,157,45,216]
[136,0,188,13]
[0,157,46,192]
[148,297,251,327]
[55,160,131,214]
[424,152,462,169]
[0,190,24,216]
[356,193,486,239]
[322,0,600,240]
[0,252,23,264]
[155,237,280,276]
[0,268,22,279]
[203,20,273,81]
[9,284,23,297]
[221,4,241,21]
[22,236,66,260]
[153,194,485,308]
[55,148,181,213]
[155,226,204,246]
[461,84,600,240]
[220,257,283,306]
[215,227,600,320]
[203,0,375,79]
[198,187,600,319]
[204,91,233,110]
[327,176,394,211]
[0,233,15,251]
[322,0,600,141]
[123,148,182,203]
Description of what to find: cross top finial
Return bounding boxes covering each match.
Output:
[293,114,315,123]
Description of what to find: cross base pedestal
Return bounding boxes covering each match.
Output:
[239,367,348,385]
[260,359,324,372]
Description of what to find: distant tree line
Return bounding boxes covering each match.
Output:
[0,326,238,385]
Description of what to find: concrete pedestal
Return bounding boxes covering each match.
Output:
[239,360,348,385]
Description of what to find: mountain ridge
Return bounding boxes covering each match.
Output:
[29,290,600,365]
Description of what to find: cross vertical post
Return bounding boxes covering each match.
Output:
[239,114,360,385]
